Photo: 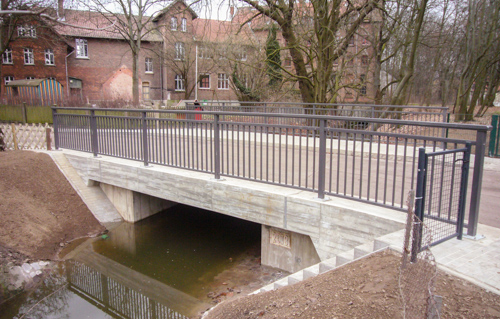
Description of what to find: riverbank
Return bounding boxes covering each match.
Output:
[0,151,105,265]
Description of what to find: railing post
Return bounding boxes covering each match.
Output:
[214,113,221,179]
[317,118,327,199]
[142,111,149,166]
[412,147,427,262]
[52,107,59,150]
[90,109,98,157]
[467,129,487,237]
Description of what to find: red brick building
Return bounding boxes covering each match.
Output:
[1,0,378,105]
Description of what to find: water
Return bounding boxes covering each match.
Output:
[1,205,285,318]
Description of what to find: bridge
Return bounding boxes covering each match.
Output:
[53,103,491,272]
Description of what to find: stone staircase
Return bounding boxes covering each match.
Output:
[251,238,392,294]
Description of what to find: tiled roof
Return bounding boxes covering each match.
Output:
[53,9,163,42]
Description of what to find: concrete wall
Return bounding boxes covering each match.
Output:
[261,226,321,273]
[100,183,177,222]
[64,151,406,271]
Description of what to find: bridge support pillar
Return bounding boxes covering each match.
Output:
[261,225,320,273]
[100,183,177,222]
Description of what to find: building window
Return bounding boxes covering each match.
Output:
[48,77,56,80]
[181,18,187,32]
[2,48,12,64]
[361,55,368,66]
[18,25,36,38]
[218,73,229,89]
[145,57,153,73]
[171,17,177,31]
[76,39,88,58]
[198,45,213,59]
[45,49,55,65]
[360,74,366,95]
[142,82,150,100]
[284,57,292,67]
[174,74,184,91]
[26,76,35,80]
[23,48,34,65]
[235,50,247,61]
[199,74,210,89]
[4,76,14,85]
[175,42,185,60]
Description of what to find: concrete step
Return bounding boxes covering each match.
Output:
[250,237,393,295]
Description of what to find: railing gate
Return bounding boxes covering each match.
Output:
[415,144,471,249]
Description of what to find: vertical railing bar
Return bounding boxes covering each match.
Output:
[367,134,373,200]
[375,135,381,202]
[317,119,327,199]
[400,138,408,208]
[336,131,341,194]
[298,127,302,187]
[313,125,318,190]
[291,127,295,186]
[392,138,398,206]
[305,127,309,188]
[343,131,348,195]
[383,136,389,204]
[329,131,333,193]
[351,131,356,197]
[285,127,288,185]
[359,133,364,199]
[279,127,282,184]
[260,125,264,181]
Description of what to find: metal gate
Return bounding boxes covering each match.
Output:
[415,144,471,248]
[489,114,500,157]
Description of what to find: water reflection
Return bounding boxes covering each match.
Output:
[2,205,263,318]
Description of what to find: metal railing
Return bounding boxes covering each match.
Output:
[52,107,490,236]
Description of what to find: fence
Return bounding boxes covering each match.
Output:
[52,107,491,236]
[0,122,53,150]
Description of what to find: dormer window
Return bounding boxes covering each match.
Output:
[171,17,177,31]
[18,25,36,38]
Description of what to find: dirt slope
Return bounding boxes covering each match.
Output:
[0,151,105,264]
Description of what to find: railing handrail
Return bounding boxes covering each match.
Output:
[52,107,490,133]
[185,101,450,111]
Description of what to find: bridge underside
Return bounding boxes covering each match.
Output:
[64,150,406,273]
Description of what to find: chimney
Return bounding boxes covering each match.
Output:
[57,0,65,21]
[230,6,235,19]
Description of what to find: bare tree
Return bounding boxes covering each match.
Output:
[454,0,500,120]
[229,0,380,104]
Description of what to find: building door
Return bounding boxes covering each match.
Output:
[142,82,150,100]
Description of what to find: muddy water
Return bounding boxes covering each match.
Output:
[1,205,287,318]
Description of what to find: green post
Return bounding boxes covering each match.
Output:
[489,115,499,157]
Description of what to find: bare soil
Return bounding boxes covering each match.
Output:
[205,250,500,319]
[0,150,105,265]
